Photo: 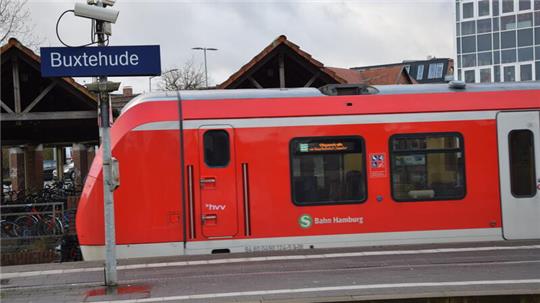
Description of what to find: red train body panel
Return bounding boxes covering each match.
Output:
[77,84,540,260]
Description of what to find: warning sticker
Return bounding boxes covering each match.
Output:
[369,153,387,178]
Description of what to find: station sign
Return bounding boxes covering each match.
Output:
[40,45,161,77]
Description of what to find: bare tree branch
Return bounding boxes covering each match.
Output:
[0,0,43,50]
[159,58,206,91]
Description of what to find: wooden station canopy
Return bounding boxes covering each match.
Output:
[219,35,416,89]
[219,35,347,89]
[1,38,98,146]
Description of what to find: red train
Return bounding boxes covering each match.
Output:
[76,82,540,260]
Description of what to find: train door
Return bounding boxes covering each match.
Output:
[198,126,238,238]
[497,111,540,240]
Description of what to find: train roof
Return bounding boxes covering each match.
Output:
[121,81,540,117]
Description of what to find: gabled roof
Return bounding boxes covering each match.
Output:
[219,35,347,88]
[1,38,97,102]
[328,65,417,85]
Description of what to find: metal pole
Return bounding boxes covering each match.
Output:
[96,17,117,286]
[203,48,208,88]
[149,77,152,92]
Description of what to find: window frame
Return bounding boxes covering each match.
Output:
[508,129,537,198]
[461,1,475,19]
[203,129,231,168]
[416,65,425,80]
[289,135,368,206]
[389,132,467,202]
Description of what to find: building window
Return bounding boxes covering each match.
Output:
[535,10,540,25]
[462,36,477,53]
[478,18,492,33]
[504,65,517,81]
[536,61,540,80]
[520,63,533,79]
[518,47,534,61]
[493,0,500,15]
[465,69,476,82]
[494,50,501,64]
[478,34,493,51]
[536,28,540,44]
[290,137,366,205]
[518,28,534,46]
[463,2,474,18]
[480,67,492,82]
[502,49,517,63]
[203,130,230,167]
[417,65,425,80]
[503,0,515,13]
[517,13,533,28]
[509,130,537,197]
[501,15,517,30]
[479,51,493,65]
[493,17,500,30]
[427,63,444,79]
[501,30,517,48]
[519,0,532,10]
[479,0,491,16]
[390,133,466,202]
[494,65,502,81]
[462,20,476,35]
[493,32,500,49]
[463,54,476,67]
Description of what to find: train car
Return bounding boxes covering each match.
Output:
[76,82,540,261]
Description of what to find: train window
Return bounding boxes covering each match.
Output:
[203,130,230,167]
[509,130,536,197]
[390,133,466,202]
[290,136,366,205]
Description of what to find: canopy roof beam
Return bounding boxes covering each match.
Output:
[304,72,320,87]
[1,110,97,121]
[248,76,263,89]
[22,82,56,113]
[0,99,14,113]
[12,56,21,113]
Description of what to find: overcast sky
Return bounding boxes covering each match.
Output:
[27,0,455,93]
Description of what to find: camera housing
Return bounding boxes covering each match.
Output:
[74,3,119,23]
[87,0,116,6]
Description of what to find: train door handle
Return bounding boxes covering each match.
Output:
[202,214,217,224]
[200,178,216,184]
[200,177,216,189]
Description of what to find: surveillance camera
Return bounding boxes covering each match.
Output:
[101,0,116,6]
[87,0,115,6]
[74,3,119,23]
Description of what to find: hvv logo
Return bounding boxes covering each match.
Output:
[206,203,226,211]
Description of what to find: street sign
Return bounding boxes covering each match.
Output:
[40,45,161,77]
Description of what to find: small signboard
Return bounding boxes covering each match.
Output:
[40,45,161,77]
[369,152,387,178]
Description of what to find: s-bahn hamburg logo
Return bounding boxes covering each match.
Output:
[298,214,313,228]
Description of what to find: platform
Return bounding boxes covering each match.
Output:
[1,240,540,302]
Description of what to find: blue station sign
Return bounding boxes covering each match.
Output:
[40,45,161,77]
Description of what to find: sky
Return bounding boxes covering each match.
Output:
[26,0,455,93]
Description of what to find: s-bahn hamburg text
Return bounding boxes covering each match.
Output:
[49,51,139,68]
[75,84,540,261]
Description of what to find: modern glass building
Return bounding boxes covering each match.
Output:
[456,0,540,82]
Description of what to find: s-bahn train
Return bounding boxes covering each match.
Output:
[76,82,540,261]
